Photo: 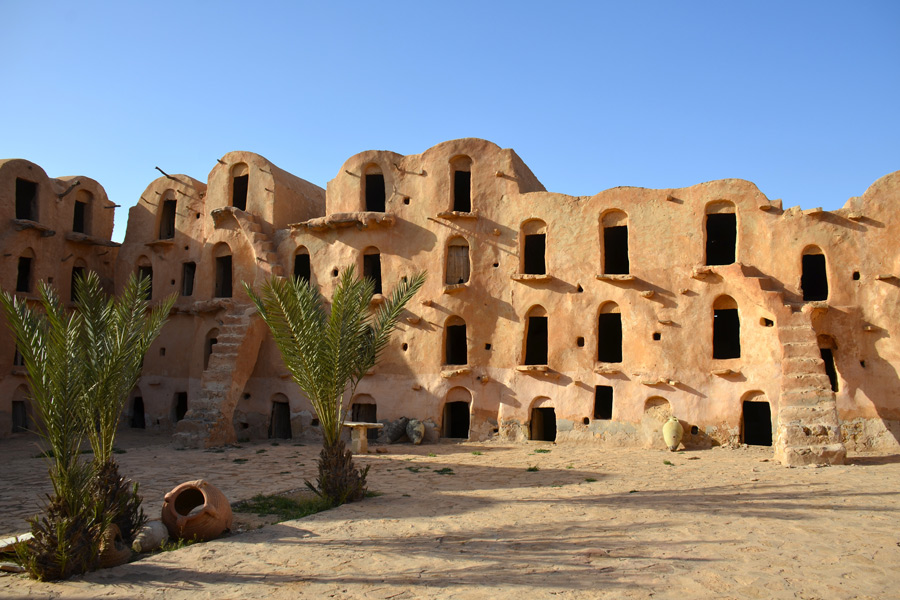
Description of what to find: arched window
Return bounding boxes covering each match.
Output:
[712,295,740,359]
[294,246,311,283]
[158,190,176,240]
[521,219,547,275]
[16,248,35,293]
[231,163,249,211]
[363,246,382,294]
[213,243,232,298]
[450,155,472,212]
[446,237,470,285]
[523,305,548,365]
[801,246,828,301]
[445,316,467,365]
[73,189,92,235]
[601,210,629,275]
[363,163,386,212]
[15,178,38,221]
[705,201,737,266]
[136,256,152,300]
[597,301,623,363]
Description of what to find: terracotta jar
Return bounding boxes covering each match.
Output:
[161,480,233,541]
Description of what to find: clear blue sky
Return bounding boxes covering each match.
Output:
[2,1,898,242]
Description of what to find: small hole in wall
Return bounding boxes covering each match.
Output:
[332,268,339,277]
[243,393,251,399]
[184,246,189,251]
[583,417,590,425]
[170,279,175,285]
[159,348,166,356]
[691,425,699,435]
[492,428,499,434]
[492,262,499,268]
[401,343,408,351]
[852,271,860,280]
[241,423,249,429]
[195,213,200,219]
[485,343,492,350]
[48,277,54,284]
[576,337,585,347]
[311,418,320,427]
[860,360,866,368]
[403,197,410,205]
[652,332,661,341]
[761,318,774,327]
[577,284,583,293]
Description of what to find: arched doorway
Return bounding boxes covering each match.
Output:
[530,397,556,442]
[442,387,471,439]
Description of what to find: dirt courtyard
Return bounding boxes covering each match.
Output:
[1,430,898,599]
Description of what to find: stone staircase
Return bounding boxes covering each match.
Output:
[211,206,284,281]
[738,264,846,466]
[174,303,266,448]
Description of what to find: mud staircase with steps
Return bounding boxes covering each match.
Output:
[739,264,846,466]
[211,206,285,281]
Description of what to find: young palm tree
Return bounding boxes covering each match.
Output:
[0,271,174,580]
[246,267,425,505]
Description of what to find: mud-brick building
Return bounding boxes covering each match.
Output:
[3,140,900,466]
[0,159,119,434]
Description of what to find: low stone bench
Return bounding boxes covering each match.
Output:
[343,421,384,454]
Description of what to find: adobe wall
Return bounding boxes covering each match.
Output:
[0,159,118,436]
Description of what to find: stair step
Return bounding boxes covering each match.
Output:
[785,373,832,388]
[781,388,834,405]
[782,342,819,358]
[783,356,824,375]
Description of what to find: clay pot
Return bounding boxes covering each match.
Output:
[406,419,425,445]
[662,417,684,452]
[132,520,169,553]
[99,524,132,568]
[379,417,410,443]
[161,480,233,541]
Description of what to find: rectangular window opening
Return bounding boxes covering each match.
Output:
[182,262,196,296]
[363,253,382,295]
[365,174,386,212]
[174,392,188,422]
[215,256,233,298]
[713,308,741,359]
[12,401,28,433]
[524,316,548,365]
[232,175,248,211]
[453,170,471,212]
[70,266,85,302]
[820,348,839,392]
[802,254,829,301]
[15,178,37,221]
[159,199,177,239]
[446,245,470,284]
[603,226,629,274]
[137,266,153,300]
[594,385,613,420]
[523,234,546,275]
[446,324,468,365]
[597,313,623,363]
[73,201,87,234]
[705,213,737,266]
[16,257,32,293]
[294,253,311,283]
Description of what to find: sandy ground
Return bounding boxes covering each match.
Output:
[0,430,899,600]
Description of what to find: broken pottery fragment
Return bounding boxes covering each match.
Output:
[406,419,425,445]
[662,417,684,452]
[99,524,132,568]
[132,520,169,553]
[161,479,233,541]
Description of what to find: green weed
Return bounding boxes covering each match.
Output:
[232,493,331,522]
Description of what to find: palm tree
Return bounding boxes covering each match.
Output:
[0,271,174,580]
[246,267,425,505]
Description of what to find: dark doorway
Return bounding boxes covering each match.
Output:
[706,213,736,266]
[232,175,248,211]
[269,401,292,439]
[215,255,232,298]
[742,401,772,446]
[713,308,741,359]
[597,313,623,362]
[174,392,188,422]
[531,407,556,442]
[294,253,311,283]
[73,200,87,234]
[365,174,386,212]
[594,386,613,420]
[363,253,382,294]
[443,401,470,438]
[523,234,546,274]
[137,265,153,300]
[15,178,37,221]
[71,266,85,302]
[351,403,378,440]
[182,262,195,296]
[130,397,145,429]
[802,254,828,301]
[820,348,839,392]
[12,401,27,433]
[16,257,32,293]
[453,170,471,212]
[159,199,176,239]
[446,323,467,365]
[603,226,629,274]
[524,316,548,365]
